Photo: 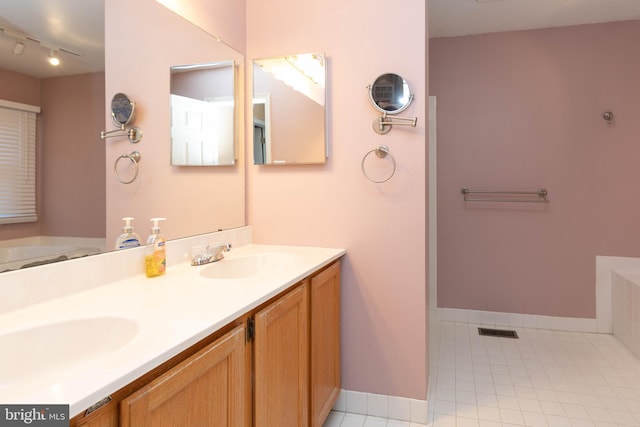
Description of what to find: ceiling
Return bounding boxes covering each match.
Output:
[429,0,640,38]
[0,0,104,78]
[4,1,640,77]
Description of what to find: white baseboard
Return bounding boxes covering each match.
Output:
[432,255,640,334]
[432,256,640,335]
[435,307,598,333]
[332,389,428,424]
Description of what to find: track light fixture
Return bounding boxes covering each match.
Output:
[48,49,60,66]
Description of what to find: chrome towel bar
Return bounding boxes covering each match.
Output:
[461,187,549,203]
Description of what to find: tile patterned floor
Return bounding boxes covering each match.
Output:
[325,320,640,427]
[323,411,427,427]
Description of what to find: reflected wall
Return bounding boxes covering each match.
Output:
[0,69,105,242]
[105,0,245,245]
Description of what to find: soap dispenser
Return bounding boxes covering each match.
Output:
[145,218,167,278]
[115,217,141,250]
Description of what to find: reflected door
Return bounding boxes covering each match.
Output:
[253,124,266,164]
[171,94,234,166]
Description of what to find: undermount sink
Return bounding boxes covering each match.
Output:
[0,317,138,384]
[199,252,304,279]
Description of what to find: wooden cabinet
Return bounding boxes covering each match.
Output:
[120,324,247,427]
[76,409,117,427]
[310,261,341,427]
[254,281,310,427]
[253,259,342,427]
[72,259,342,427]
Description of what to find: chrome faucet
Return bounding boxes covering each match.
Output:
[191,243,231,266]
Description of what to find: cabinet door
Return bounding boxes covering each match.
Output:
[254,282,309,427]
[310,261,341,427]
[120,325,247,427]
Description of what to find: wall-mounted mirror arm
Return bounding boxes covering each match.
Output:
[100,126,143,143]
[368,73,417,134]
[373,112,418,135]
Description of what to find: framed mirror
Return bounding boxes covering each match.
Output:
[368,73,414,114]
[252,53,327,165]
[170,61,236,166]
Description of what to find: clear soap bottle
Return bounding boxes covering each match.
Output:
[145,218,167,278]
[115,217,141,250]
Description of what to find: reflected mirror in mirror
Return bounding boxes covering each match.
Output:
[368,73,414,114]
[253,53,327,165]
[111,92,135,126]
[170,61,236,166]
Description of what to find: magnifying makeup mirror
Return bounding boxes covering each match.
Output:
[100,93,143,143]
[110,92,136,127]
[367,73,414,114]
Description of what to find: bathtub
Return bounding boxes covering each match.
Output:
[0,237,105,272]
[0,245,102,272]
[612,270,640,359]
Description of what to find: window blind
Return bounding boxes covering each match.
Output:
[0,101,40,225]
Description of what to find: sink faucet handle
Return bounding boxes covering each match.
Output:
[207,242,231,253]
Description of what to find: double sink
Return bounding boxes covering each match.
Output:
[0,245,340,417]
[1,251,299,381]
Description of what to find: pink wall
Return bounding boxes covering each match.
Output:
[0,70,104,240]
[105,0,245,246]
[0,69,40,106]
[171,67,233,99]
[431,20,640,318]
[106,0,427,400]
[247,0,428,399]
[156,0,245,53]
[40,73,106,238]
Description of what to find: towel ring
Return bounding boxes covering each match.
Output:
[361,145,396,183]
[114,151,141,184]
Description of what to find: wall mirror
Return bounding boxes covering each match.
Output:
[0,0,246,273]
[368,73,414,114]
[252,53,327,165]
[170,61,236,166]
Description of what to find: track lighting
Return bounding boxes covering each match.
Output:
[48,49,60,66]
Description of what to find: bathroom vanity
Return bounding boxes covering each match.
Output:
[0,230,344,427]
[73,260,341,427]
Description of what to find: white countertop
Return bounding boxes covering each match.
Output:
[0,243,345,418]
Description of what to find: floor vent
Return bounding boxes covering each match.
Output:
[478,327,518,339]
